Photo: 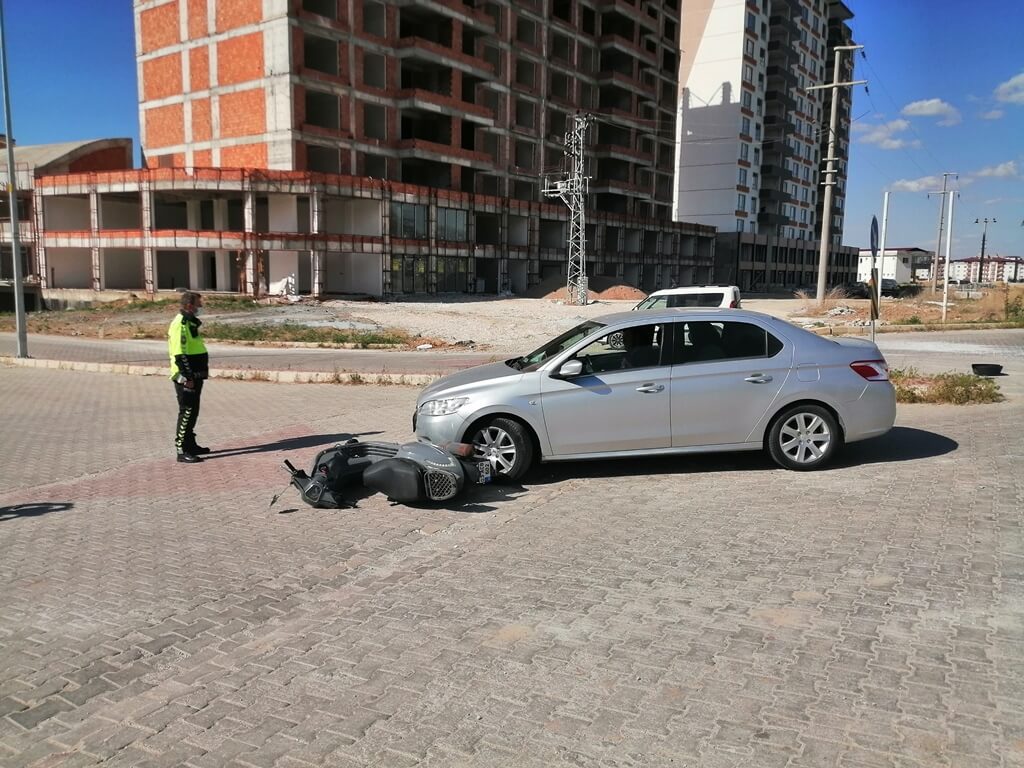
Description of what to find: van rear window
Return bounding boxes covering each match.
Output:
[668,293,724,308]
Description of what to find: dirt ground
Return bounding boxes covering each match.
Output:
[2,285,1021,354]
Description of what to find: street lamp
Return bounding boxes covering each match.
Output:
[975,217,995,285]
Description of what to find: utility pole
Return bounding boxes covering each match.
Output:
[975,217,995,285]
[807,45,866,304]
[543,113,592,306]
[927,173,957,293]
[941,192,957,322]
[0,0,27,357]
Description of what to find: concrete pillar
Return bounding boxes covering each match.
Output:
[216,252,231,292]
[89,191,101,290]
[186,200,201,230]
[188,250,201,290]
[243,190,256,295]
[141,184,156,294]
[310,193,325,297]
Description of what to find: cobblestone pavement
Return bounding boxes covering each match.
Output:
[1,362,1022,767]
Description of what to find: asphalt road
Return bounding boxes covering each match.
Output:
[3,328,1023,384]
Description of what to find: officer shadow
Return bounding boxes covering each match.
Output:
[205,432,384,459]
[0,502,74,522]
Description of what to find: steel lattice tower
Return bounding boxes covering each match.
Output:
[544,114,592,306]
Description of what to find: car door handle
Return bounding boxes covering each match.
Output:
[744,374,773,384]
[636,383,665,393]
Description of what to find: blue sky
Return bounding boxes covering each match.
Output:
[845,1,1023,258]
[3,1,1022,257]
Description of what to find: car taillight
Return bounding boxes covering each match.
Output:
[728,300,737,308]
[850,360,889,381]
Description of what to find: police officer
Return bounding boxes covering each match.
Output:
[168,291,211,462]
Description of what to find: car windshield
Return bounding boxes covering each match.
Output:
[507,320,606,372]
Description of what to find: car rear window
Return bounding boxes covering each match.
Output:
[668,293,725,308]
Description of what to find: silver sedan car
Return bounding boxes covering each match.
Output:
[413,309,896,479]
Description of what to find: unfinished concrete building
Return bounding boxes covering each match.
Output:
[122,0,715,297]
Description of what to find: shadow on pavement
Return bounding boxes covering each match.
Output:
[270,479,527,515]
[526,452,772,485]
[204,432,383,458]
[519,426,958,484]
[838,427,958,466]
[0,502,74,522]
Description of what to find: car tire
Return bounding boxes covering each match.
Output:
[767,404,841,471]
[469,417,534,482]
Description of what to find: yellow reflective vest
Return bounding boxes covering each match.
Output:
[168,313,209,380]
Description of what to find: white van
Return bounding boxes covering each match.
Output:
[633,285,742,310]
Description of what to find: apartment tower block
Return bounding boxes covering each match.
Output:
[674,0,856,290]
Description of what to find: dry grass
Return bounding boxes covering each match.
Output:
[794,285,852,314]
[890,367,1004,404]
[789,284,1024,327]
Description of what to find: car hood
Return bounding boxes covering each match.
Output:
[417,361,524,404]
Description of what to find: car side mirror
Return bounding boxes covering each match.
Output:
[553,359,584,378]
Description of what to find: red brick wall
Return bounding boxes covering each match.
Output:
[221,143,268,167]
[216,0,262,33]
[191,98,212,141]
[190,46,210,90]
[219,88,266,137]
[139,1,180,54]
[145,103,185,148]
[187,0,207,38]
[193,149,213,166]
[217,32,264,85]
[142,52,183,101]
[67,147,133,173]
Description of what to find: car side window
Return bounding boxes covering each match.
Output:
[575,323,663,373]
[671,321,782,364]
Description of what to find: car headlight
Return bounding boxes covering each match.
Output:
[418,397,469,416]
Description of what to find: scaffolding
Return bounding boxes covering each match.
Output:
[543,113,592,306]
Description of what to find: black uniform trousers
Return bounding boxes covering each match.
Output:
[174,379,204,452]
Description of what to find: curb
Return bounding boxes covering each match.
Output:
[0,356,438,386]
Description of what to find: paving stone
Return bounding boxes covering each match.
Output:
[1,355,1022,766]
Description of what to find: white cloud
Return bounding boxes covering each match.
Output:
[994,71,1024,104]
[974,161,1019,178]
[853,119,921,150]
[889,175,976,193]
[889,175,942,193]
[981,109,1004,120]
[901,98,962,126]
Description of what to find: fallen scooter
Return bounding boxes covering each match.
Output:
[283,438,492,508]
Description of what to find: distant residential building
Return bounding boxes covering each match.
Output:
[940,256,1024,284]
[856,247,933,284]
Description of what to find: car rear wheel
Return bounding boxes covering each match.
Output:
[767,404,840,471]
[469,417,533,482]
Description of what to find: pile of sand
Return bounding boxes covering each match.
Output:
[524,275,646,301]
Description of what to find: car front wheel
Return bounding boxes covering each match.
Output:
[767,404,841,471]
[469,417,534,482]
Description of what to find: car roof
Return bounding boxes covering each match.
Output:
[593,307,776,325]
[645,285,738,296]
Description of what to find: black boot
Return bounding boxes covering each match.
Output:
[177,452,204,463]
[184,436,211,455]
